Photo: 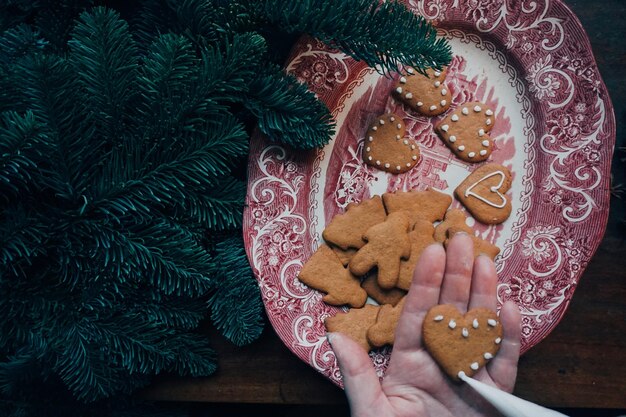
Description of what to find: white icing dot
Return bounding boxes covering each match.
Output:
[412,155,418,160]
[473,319,479,329]
[448,319,457,329]
[474,105,482,112]
[376,160,381,166]
[449,135,457,143]
[441,124,449,132]
[486,109,494,116]
[368,136,374,142]
[396,87,403,94]
[379,119,385,125]
[462,107,469,115]
[484,352,494,360]
[403,139,409,145]
[407,68,414,74]
[441,89,448,96]
[488,319,497,327]
[397,123,402,129]
[434,70,441,77]
[486,118,492,125]
[462,328,469,338]
[395,135,401,140]
[440,100,447,107]
[429,105,437,111]
[406,162,411,167]
[390,116,395,122]
[495,337,502,344]
[366,147,370,152]
[479,150,487,156]
[384,163,390,168]
[396,165,401,171]
[458,371,466,379]
[470,362,479,370]
[458,145,465,151]
[478,129,485,136]
[451,114,459,122]
[406,93,413,99]
[434,81,441,87]
[468,152,476,158]
[372,126,377,131]
[482,140,490,147]
[399,76,407,84]
[367,156,372,161]
[410,145,416,150]
[417,102,423,107]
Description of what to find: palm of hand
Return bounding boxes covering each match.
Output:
[329,234,521,417]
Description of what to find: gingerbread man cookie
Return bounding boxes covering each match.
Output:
[297,244,367,307]
[322,195,386,250]
[393,67,451,116]
[435,101,495,163]
[434,209,473,243]
[349,212,412,289]
[363,113,420,173]
[445,228,500,260]
[423,304,503,381]
[367,298,406,348]
[455,163,512,224]
[326,304,380,352]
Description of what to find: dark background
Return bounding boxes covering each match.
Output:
[144,0,626,416]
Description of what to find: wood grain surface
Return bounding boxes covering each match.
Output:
[142,0,626,410]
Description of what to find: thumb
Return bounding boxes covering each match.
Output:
[327,332,385,415]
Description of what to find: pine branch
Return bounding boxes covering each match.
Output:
[246,64,335,149]
[68,7,139,144]
[209,237,264,346]
[249,0,451,73]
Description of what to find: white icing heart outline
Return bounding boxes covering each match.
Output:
[464,171,508,209]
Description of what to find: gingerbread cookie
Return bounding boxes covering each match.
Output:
[397,220,437,291]
[361,275,406,306]
[422,304,503,381]
[323,195,386,250]
[435,102,495,163]
[382,188,452,227]
[297,244,367,307]
[393,67,451,116]
[455,163,512,224]
[367,298,406,348]
[362,113,420,173]
[434,209,473,243]
[349,212,411,289]
[445,228,500,260]
[325,304,380,352]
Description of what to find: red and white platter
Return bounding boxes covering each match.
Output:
[243,0,615,386]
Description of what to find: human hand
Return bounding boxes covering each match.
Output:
[327,233,521,417]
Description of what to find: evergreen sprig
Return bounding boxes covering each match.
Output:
[0,0,451,413]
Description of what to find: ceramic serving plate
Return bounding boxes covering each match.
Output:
[243,0,615,386]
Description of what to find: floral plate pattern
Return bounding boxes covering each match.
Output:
[243,0,615,386]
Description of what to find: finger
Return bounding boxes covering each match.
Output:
[468,254,498,311]
[393,243,446,353]
[487,301,522,392]
[327,332,387,414]
[439,233,474,312]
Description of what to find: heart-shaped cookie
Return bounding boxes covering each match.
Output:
[393,67,451,116]
[435,101,495,163]
[423,304,503,381]
[363,113,420,173]
[455,163,512,224]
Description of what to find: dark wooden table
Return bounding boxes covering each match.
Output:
[144,0,626,411]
